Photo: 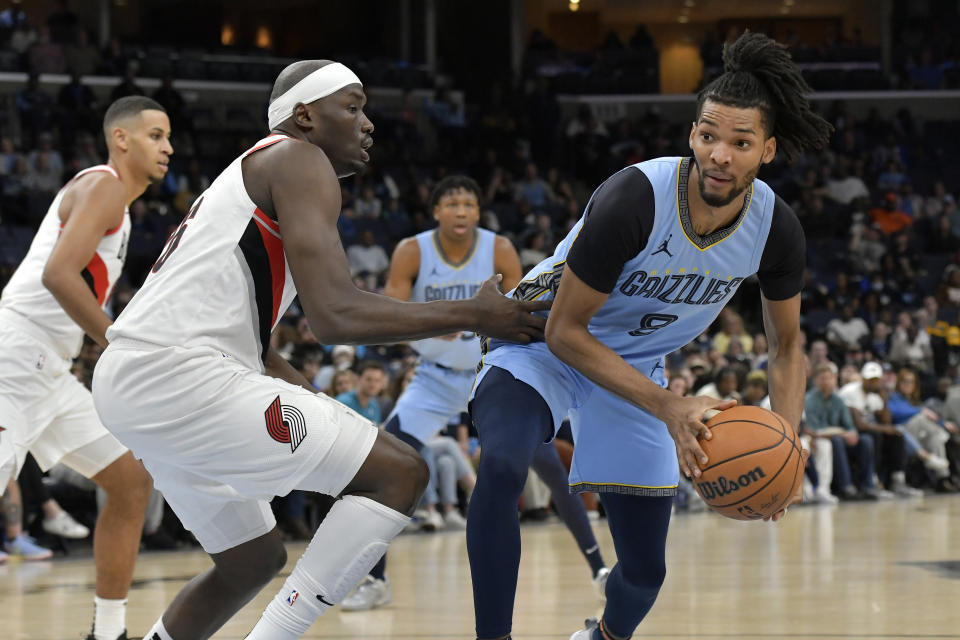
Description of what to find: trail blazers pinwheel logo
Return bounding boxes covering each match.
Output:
[265,396,307,453]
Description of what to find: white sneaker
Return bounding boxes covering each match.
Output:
[813,488,839,504]
[924,454,951,473]
[586,510,600,521]
[42,511,90,539]
[592,567,610,600]
[340,576,391,612]
[569,617,599,640]
[864,487,895,500]
[421,509,444,532]
[442,510,468,530]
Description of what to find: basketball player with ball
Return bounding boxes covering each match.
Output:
[467,32,831,640]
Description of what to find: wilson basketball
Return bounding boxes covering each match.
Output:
[693,406,804,521]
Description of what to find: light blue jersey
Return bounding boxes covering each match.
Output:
[474,157,792,495]
[390,228,496,444]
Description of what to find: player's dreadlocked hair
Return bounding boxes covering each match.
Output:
[696,31,832,162]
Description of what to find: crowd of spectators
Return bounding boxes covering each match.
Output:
[2,9,960,553]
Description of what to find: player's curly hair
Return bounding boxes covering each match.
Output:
[429,175,483,211]
[695,31,833,162]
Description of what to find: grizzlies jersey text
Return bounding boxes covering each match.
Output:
[408,228,496,370]
[492,157,777,365]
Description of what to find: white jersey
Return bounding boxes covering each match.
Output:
[107,135,298,372]
[407,228,496,370]
[0,165,130,360]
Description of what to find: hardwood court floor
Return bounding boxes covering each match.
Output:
[3,496,960,639]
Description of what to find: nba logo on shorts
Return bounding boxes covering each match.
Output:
[265,396,308,453]
[286,589,299,606]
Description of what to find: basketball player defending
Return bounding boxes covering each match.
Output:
[0,97,171,640]
[467,32,828,640]
[340,176,610,611]
[91,61,548,640]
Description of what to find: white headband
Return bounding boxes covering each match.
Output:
[267,62,362,130]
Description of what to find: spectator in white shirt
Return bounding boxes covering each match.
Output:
[827,304,870,352]
[347,230,390,290]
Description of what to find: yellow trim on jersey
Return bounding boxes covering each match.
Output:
[569,481,679,490]
[432,228,479,270]
[676,158,754,252]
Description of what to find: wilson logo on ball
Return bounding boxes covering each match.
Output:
[264,396,307,453]
[696,466,767,500]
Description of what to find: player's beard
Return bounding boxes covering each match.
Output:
[693,155,762,208]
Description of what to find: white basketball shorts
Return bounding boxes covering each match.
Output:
[92,340,378,553]
[0,322,127,489]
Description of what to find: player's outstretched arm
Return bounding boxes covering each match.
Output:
[761,292,808,521]
[41,173,128,348]
[260,142,548,345]
[546,266,734,478]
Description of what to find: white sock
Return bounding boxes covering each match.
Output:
[246,495,409,639]
[93,596,127,640]
[145,617,174,640]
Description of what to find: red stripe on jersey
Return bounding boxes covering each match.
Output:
[252,207,281,235]
[247,136,290,156]
[85,252,109,305]
[253,209,285,327]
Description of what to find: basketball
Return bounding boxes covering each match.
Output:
[693,406,804,521]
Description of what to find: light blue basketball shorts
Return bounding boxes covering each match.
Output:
[389,360,475,445]
[475,341,677,496]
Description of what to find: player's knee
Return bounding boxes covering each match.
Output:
[410,451,430,498]
[218,541,287,591]
[620,558,666,593]
[390,448,429,514]
[478,449,528,496]
[96,454,153,505]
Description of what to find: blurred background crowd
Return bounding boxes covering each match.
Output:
[1,0,959,556]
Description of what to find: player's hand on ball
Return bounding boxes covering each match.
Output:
[659,396,737,479]
[473,274,551,344]
[763,448,809,522]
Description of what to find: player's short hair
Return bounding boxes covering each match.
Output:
[429,175,483,211]
[103,96,166,140]
[695,31,832,162]
[356,360,387,376]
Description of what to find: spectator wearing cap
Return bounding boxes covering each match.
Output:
[804,363,887,500]
[839,362,921,497]
[869,192,912,235]
[685,354,711,390]
[313,344,357,391]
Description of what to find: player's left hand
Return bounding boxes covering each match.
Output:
[763,448,809,522]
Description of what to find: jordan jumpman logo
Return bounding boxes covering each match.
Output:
[652,234,673,258]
